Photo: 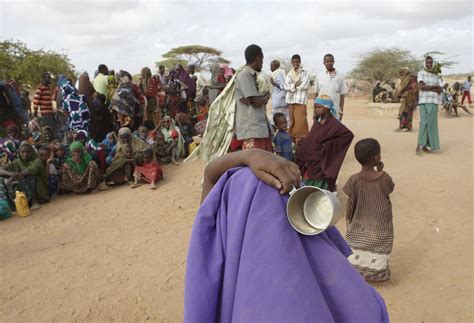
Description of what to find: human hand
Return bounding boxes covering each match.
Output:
[377,161,384,172]
[244,149,301,194]
[240,97,250,105]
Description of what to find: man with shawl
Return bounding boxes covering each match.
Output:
[395,67,418,131]
[295,95,354,191]
[61,141,101,193]
[284,54,310,143]
[184,148,389,322]
[270,60,288,124]
[0,142,49,210]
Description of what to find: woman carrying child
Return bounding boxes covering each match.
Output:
[160,116,182,165]
[343,138,395,282]
[295,95,354,191]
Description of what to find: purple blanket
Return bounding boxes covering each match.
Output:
[185,167,389,323]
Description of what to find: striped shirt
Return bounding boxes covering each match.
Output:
[284,69,310,105]
[33,84,54,115]
[142,76,162,98]
[343,172,395,254]
[417,70,442,104]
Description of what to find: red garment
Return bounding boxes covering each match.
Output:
[135,161,163,183]
[461,91,472,105]
[295,116,354,191]
[131,83,145,105]
[242,137,273,152]
[33,84,54,114]
[143,76,162,98]
[217,74,226,94]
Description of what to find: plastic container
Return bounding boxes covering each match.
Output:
[14,191,30,217]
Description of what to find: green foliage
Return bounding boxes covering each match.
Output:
[155,45,230,71]
[0,40,76,88]
[350,48,421,83]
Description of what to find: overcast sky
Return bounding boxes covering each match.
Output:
[1,0,472,77]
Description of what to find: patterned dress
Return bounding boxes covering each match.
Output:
[343,171,395,282]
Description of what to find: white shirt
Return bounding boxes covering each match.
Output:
[418,70,443,104]
[284,69,310,105]
[314,69,347,114]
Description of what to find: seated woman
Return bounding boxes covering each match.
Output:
[185,149,389,322]
[60,141,102,193]
[132,148,162,189]
[104,127,149,185]
[160,116,183,165]
[0,142,49,211]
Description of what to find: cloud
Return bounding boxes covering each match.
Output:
[0,0,472,76]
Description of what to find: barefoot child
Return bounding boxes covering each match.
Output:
[344,138,395,282]
[132,148,163,189]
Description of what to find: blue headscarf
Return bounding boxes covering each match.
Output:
[314,95,337,117]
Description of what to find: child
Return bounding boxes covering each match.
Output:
[343,138,395,282]
[132,148,163,189]
[153,132,172,165]
[295,95,353,191]
[175,113,197,157]
[273,112,293,161]
[161,116,181,165]
[101,132,117,166]
[133,125,148,142]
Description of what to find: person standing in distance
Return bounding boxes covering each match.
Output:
[314,54,348,121]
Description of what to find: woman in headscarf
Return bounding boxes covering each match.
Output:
[77,72,95,108]
[175,64,196,108]
[0,142,49,210]
[90,93,113,142]
[60,141,102,193]
[184,149,389,322]
[166,70,188,118]
[416,56,443,155]
[109,72,140,130]
[160,116,183,164]
[140,67,163,127]
[207,63,226,104]
[104,127,150,185]
[295,95,354,191]
[395,67,418,131]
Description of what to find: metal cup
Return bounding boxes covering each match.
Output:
[287,185,343,235]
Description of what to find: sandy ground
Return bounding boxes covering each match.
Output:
[0,98,472,322]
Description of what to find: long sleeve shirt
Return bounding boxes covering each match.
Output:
[33,84,54,115]
[284,69,310,105]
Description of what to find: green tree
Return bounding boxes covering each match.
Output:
[350,48,421,83]
[155,45,230,71]
[0,40,76,87]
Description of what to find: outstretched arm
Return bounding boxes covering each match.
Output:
[201,149,301,203]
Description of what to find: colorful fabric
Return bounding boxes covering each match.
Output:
[184,167,389,322]
[134,160,162,183]
[295,116,353,191]
[61,159,101,193]
[417,103,440,150]
[242,137,273,152]
[65,141,94,177]
[59,79,90,132]
[33,84,54,115]
[273,129,293,161]
[314,95,338,117]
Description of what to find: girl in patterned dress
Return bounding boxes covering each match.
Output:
[343,138,395,282]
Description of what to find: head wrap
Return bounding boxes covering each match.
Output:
[118,127,132,137]
[69,141,84,152]
[314,95,337,117]
[75,129,89,141]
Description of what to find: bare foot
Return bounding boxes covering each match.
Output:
[131,183,142,189]
[172,160,179,166]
